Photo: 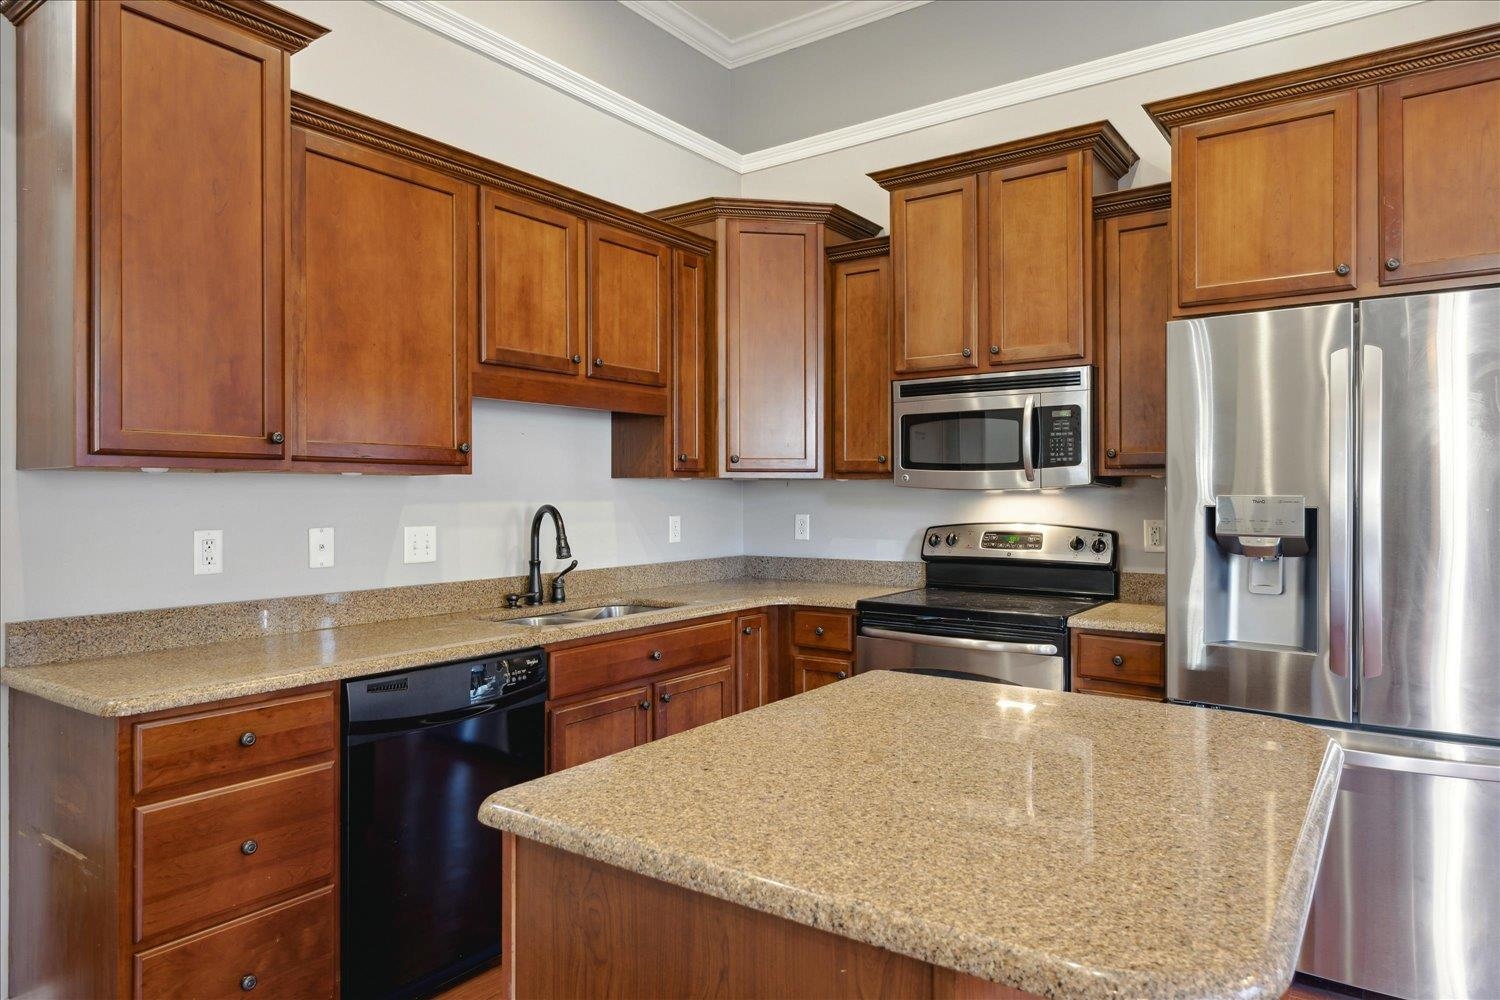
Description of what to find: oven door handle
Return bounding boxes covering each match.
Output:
[1021,394,1036,483]
[860,626,1057,656]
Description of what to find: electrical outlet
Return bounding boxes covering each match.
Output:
[1144,520,1166,553]
[668,515,681,543]
[308,527,335,568]
[193,529,223,575]
[404,525,437,564]
[794,514,811,541]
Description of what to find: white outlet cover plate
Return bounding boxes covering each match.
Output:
[668,515,681,543]
[404,525,437,564]
[308,527,335,568]
[193,529,223,575]
[794,514,811,541]
[1144,520,1166,553]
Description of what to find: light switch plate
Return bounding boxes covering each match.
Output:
[1144,520,1166,553]
[794,514,811,541]
[668,515,681,543]
[193,529,223,575]
[308,527,335,568]
[404,525,437,564]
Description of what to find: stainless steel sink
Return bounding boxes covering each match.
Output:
[498,613,580,627]
[482,603,675,627]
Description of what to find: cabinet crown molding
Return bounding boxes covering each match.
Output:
[868,120,1138,190]
[1143,22,1500,137]
[1,0,330,48]
[825,236,891,262]
[1093,183,1171,220]
[290,93,714,256]
[650,197,882,241]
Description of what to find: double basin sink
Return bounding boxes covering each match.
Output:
[489,603,672,628]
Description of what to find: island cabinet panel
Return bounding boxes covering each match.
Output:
[654,662,736,740]
[1378,58,1500,285]
[1174,93,1359,307]
[828,240,893,478]
[586,222,672,386]
[479,189,584,373]
[1095,190,1171,475]
[891,177,979,374]
[982,153,1087,366]
[547,687,653,772]
[292,128,474,469]
[735,611,772,712]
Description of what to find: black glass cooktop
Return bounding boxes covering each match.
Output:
[857,586,1109,629]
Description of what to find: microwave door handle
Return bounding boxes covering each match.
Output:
[1021,394,1036,483]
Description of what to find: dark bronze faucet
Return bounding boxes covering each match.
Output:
[508,505,572,606]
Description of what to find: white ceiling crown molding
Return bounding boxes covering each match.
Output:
[372,0,742,170]
[618,1,931,69]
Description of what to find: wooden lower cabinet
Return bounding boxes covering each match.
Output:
[788,608,856,695]
[547,687,653,771]
[793,653,852,694]
[8,685,340,1000]
[654,662,735,739]
[735,611,772,712]
[1070,630,1166,700]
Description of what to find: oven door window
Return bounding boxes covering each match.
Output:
[900,409,1026,470]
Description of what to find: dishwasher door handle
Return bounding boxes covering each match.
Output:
[860,626,1058,657]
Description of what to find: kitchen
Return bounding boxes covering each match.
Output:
[1,1,1496,999]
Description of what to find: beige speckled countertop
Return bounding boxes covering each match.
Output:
[1068,601,1166,635]
[482,672,1342,1000]
[0,579,904,717]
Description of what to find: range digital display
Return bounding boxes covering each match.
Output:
[981,531,1042,550]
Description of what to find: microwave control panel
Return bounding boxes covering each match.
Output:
[1039,406,1082,467]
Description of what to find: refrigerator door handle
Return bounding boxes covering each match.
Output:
[1360,344,1384,679]
[1328,347,1351,679]
[1021,394,1036,483]
[1341,747,1500,783]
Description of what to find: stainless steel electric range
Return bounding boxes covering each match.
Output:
[855,522,1118,690]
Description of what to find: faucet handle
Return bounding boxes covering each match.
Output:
[550,560,579,603]
[505,594,523,608]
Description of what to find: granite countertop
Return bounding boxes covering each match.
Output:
[0,579,904,717]
[482,672,1342,1000]
[1068,601,1166,635]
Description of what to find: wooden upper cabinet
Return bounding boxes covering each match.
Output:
[587,222,671,387]
[1378,58,1500,285]
[672,250,710,473]
[1095,188,1171,475]
[889,177,978,373]
[480,190,584,374]
[292,129,474,469]
[982,153,1087,365]
[1174,92,1358,306]
[827,239,893,477]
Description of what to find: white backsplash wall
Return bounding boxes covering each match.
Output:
[742,478,1166,573]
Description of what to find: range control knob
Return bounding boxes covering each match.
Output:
[1069,536,1086,551]
[944,533,959,547]
[1091,537,1109,554]
[928,532,942,547]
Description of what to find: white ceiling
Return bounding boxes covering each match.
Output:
[619,0,931,67]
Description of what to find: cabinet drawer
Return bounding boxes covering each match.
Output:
[135,763,336,942]
[133,690,336,796]
[134,886,336,1000]
[549,618,734,700]
[1073,632,1164,688]
[791,610,853,652]
[1074,676,1163,702]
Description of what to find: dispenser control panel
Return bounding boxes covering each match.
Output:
[1214,495,1307,538]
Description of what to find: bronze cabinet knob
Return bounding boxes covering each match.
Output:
[989,345,1000,355]
[593,357,604,367]
[1335,263,1351,276]
[240,839,258,856]
[1385,258,1401,271]
[742,626,753,635]
[660,692,672,703]
[877,455,887,464]
[240,974,258,992]
[814,626,825,637]
[458,442,470,454]
[571,354,582,364]
[1106,448,1118,459]
[239,731,257,748]
[961,348,972,358]
[1112,655,1124,667]
[650,650,663,661]
[836,670,848,679]
[678,453,688,462]
[729,455,740,464]
[637,700,649,711]
[268,431,284,444]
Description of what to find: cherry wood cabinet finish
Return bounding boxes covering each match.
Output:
[982,153,1088,365]
[292,128,474,469]
[546,687,652,773]
[794,653,854,694]
[827,238,893,478]
[547,616,735,701]
[479,188,584,374]
[890,176,980,374]
[132,689,337,797]
[1378,58,1500,285]
[792,609,855,653]
[672,249,712,473]
[735,611,772,713]
[585,222,672,387]
[133,886,336,1000]
[1095,188,1171,475]
[1070,630,1166,699]
[653,662,736,740]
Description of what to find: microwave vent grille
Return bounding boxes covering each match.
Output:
[898,370,1083,398]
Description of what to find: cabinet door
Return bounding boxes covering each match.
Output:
[480,189,584,374]
[547,688,651,772]
[1099,209,1170,473]
[586,222,670,386]
[293,130,474,467]
[723,219,822,474]
[983,153,1086,365]
[829,254,892,476]
[1176,91,1358,306]
[735,612,771,712]
[891,177,978,373]
[653,663,735,741]
[793,654,851,695]
[1378,58,1500,285]
[93,0,286,459]
[673,250,709,473]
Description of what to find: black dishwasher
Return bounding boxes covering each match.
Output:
[342,649,546,999]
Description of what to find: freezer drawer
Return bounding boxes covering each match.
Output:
[1300,732,1500,999]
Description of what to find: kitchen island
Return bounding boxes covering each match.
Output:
[480,672,1342,999]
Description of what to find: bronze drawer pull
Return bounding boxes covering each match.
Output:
[238,731,256,748]
[836,670,848,679]
[814,626,825,637]
[1112,655,1124,667]
[571,354,582,364]
[268,431,284,445]
[1106,448,1117,459]
[240,974,257,992]
[650,650,663,661]
[660,692,672,703]
[1335,263,1351,276]
[1385,258,1401,271]
[637,700,649,711]
[240,839,258,856]
[742,626,753,635]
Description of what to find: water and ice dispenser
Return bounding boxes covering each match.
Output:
[1202,495,1317,651]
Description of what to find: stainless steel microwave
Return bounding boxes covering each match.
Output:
[891,366,1093,490]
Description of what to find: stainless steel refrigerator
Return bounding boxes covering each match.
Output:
[1167,288,1499,1000]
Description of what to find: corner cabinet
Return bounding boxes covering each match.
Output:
[1146,26,1500,314]
[9,0,327,470]
[872,123,1137,380]
[826,238,893,478]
